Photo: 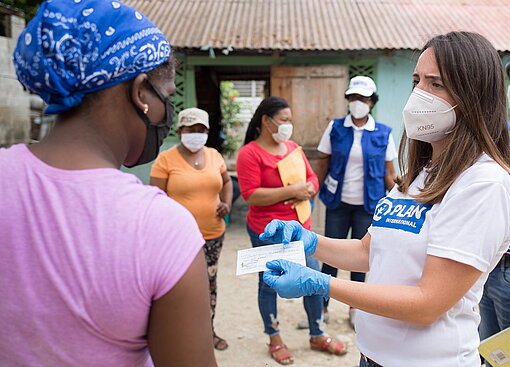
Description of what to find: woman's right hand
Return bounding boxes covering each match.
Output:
[288,181,311,201]
[259,219,318,256]
[263,259,330,298]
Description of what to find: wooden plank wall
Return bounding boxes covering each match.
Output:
[270,65,349,234]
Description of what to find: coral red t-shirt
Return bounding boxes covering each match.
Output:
[236,140,319,234]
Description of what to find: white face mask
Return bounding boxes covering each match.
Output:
[402,87,457,143]
[181,133,208,152]
[269,119,293,143]
[349,100,371,119]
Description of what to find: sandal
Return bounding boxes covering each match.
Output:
[213,334,228,351]
[310,336,347,356]
[268,343,294,365]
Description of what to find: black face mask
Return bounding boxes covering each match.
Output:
[125,81,174,168]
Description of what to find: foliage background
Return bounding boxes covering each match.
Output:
[2,0,40,21]
[220,81,244,156]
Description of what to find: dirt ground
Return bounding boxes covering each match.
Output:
[212,198,361,367]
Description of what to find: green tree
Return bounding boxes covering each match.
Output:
[2,0,40,22]
[220,81,243,156]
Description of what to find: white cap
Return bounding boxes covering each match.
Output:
[178,107,209,129]
[345,76,377,97]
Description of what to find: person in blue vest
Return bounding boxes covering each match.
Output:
[477,62,510,367]
[314,76,397,327]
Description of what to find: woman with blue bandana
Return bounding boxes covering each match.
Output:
[1,1,217,366]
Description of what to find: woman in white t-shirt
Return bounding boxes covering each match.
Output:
[258,31,510,367]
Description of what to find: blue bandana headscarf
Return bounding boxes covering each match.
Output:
[13,0,171,114]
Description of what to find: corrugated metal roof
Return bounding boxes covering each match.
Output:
[124,0,510,51]
[0,2,25,17]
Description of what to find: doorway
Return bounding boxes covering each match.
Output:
[194,65,270,153]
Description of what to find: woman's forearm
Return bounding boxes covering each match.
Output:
[328,254,483,325]
[329,279,434,324]
[314,234,370,272]
[301,192,434,325]
[220,178,233,207]
[246,186,295,206]
[315,154,330,186]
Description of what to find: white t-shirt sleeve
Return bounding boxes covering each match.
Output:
[427,182,510,272]
[385,133,398,162]
[317,120,334,155]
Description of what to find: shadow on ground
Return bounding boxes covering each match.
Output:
[213,198,361,367]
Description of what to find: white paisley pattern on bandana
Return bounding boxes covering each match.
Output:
[13,0,171,114]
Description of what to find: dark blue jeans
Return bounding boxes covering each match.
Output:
[322,202,372,307]
[359,356,382,367]
[479,256,510,367]
[247,225,324,337]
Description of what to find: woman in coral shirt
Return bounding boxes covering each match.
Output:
[236,97,346,365]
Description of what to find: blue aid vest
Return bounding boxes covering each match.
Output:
[319,117,392,214]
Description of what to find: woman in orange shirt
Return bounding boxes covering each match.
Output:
[150,108,233,350]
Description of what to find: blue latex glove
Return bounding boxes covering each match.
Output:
[259,219,318,256]
[263,259,331,299]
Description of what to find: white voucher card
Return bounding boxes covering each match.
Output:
[236,241,306,276]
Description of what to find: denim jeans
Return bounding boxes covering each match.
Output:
[479,256,510,367]
[322,202,372,306]
[359,356,382,367]
[247,225,324,337]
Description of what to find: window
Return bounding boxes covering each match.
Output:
[0,13,11,38]
[232,80,265,98]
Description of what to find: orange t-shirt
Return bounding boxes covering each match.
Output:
[150,146,227,240]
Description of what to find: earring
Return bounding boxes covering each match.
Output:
[143,104,149,114]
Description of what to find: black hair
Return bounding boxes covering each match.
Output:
[243,96,290,145]
[506,61,510,79]
[146,56,176,83]
[344,92,379,106]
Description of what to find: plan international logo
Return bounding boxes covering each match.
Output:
[372,197,432,234]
